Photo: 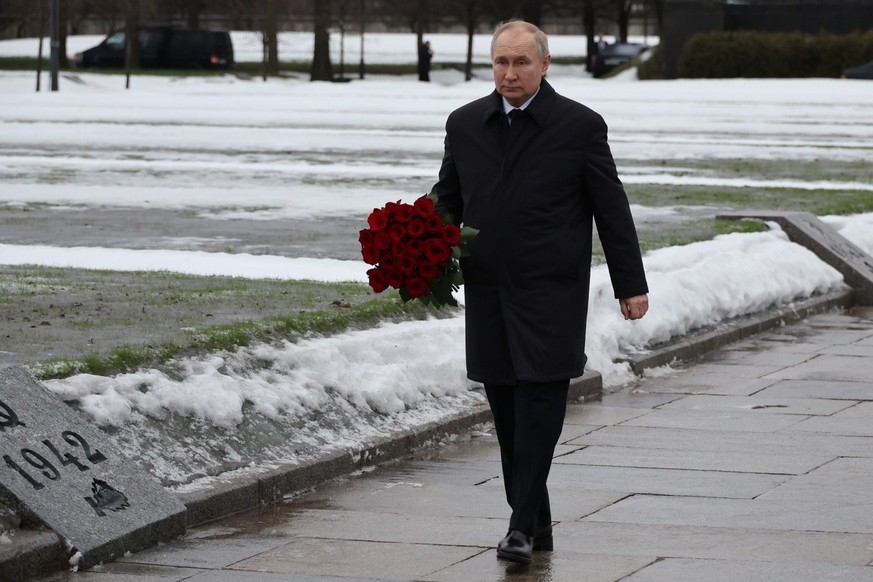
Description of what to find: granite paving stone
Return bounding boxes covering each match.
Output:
[116,535,295,569]
[758,457,873,504]
[570,424,873,458]
[554,521,873,566]
[634,372,777,396]
[764,353,873,383]
[820,343,873,357]
[700,345,819,367]
[585,494,873,534]
[655,393,856,416]
[249,508,503,548]
[562,404,651,426]
[757,378,873,401]
[419,549,655,582]
[228,538,483,581]
[37,562,204,581]
[557,444,832,475]
[546,463,787,498]
[618,407,809,432]
[787,402,873,436]
[622,557,873,582]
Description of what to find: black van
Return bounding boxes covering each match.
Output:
[73,26,234,70]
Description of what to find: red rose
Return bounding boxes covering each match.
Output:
[404,277,429,298]
[361,246,380,265]
[390,240,405,258]
[374,231,391,250]
[397,255,416,275]
[359,228,374,247]
[418,262,439,281]
[414,196,435,218]
[368,209,389,231]
[367,268,388,293]
[382,266,404,289]
[424,239,451,265]
[406,239,424,258]
[394,203,415,223]
[407,218,425,238]
[424,213,443,234]
[442,223,461,246]
[384,201,398,219]
[388,223,407,243]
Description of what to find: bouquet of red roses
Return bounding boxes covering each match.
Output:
[359,190,477,308]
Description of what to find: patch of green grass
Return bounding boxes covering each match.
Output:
[29,295,445,380]
[625,182,873,216]
[713,217,768,235]
[0,57,44,70]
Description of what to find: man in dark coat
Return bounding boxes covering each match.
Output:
[433,20,649,564]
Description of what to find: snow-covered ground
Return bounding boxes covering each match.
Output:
[1,32,872,486]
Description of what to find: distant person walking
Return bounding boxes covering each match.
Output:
[433,20,649,565]
[418,40,433,82]
[595,32,608,53]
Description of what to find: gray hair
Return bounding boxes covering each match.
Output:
[490,20,550,61]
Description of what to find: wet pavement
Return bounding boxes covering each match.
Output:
[34,306,873,581]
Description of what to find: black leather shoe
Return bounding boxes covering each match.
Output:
[533,525,553,551]
[497,530,533,564]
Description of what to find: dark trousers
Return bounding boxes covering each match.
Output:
[485,379,569,537]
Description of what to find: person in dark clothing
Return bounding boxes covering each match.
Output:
[433,20,649,565]
[418,40,433,81]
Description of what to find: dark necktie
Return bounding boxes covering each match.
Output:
[507,108,522,125]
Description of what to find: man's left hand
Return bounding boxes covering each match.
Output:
[620,294,649,321]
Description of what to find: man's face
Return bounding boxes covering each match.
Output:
[492,28,550,107]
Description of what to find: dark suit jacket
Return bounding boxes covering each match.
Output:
[434,78,648,383]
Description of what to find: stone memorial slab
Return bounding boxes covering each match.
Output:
[0,365,186,569]
[717,211,873,304]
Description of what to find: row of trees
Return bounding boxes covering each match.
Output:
[2,0,664,81]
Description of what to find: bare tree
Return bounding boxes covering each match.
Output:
[614,0,631,42]
[311,0,333,80]
[441,0,484,81]
[124,0,140,88]
[646,0,664,35]
[263,0,280,77]
[485,0,521,23]
[519,0,543,25]
[186,0,203,28]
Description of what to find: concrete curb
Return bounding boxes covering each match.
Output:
[623,289,854,374]
[0,529,65,581]
[0,290,853,577]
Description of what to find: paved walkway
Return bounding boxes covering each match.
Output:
[37,307,873,581]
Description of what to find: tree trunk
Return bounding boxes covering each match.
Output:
[264,0,280,77]
[311,0,333,81]
[415,0,428,76]
[464,0,477,82]
[583,0,595,71]
[616,0,631,42]
[124,0,140,89]
[187,0,202,28]
[59,0,69,68]
[520,0,541,26]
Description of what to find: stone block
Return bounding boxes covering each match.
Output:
[0,366,186,569]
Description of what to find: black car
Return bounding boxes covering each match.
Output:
[841,60,873,80]
[74,26,234,70]
[589,42,649,78]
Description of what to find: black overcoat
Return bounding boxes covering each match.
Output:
[434,79,648,384]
